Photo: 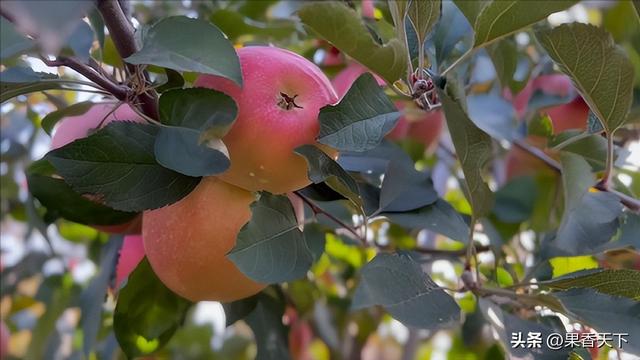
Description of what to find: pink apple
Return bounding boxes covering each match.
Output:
[195,46,339,194]
[51,103,144,149]
[115,235,146,289]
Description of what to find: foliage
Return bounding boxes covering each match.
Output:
[1,1,639,359]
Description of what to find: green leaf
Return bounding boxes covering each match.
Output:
[383,199,470,243]
[492,176,537,223]
[0,0,92,55]
[562,134,610,172]
[155,88,237,177]
[433,1,473,67]
[154,126,230,177]
[88,8,105,50]
[467,94,517,141]
[540,269,640,301]
[473,1,578,48]
[155,68,184,93]
[378,159,438,212]
[352,252,461,329]
[79,236,122,357]
[126,16,242,86]
[26,275,81,360]
[317,73,400,152]
[159,88,237,134]
[536,23,635,133]
[1,17,34,60]
[478,298,572,360]
[553,153,622,254]
[407,0,441,47]
[452,0,488,27]
[228,193,312,283]
[114,258,192,358]
[528,114,554,137]
[440,86,494,219]
[295,144,363,211]
[66,21,94,62]
[41,101,94,136]
[244,291,291,360]
[210,9,297,41]
[553,289,640,355]
[1,69,65,103]
[45,122,201,212]
[488,37,530,94]
[26,159,137,226]
[223,295,258,327]
[298,1,408,84]
[549,256,599,278]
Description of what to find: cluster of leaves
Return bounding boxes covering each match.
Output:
[1,0,640,359]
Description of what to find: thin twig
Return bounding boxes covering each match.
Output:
[294,191,366,246]
[382,242,491,257]
[40,56,129,100]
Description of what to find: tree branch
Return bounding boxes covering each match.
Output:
[96,0,159,119]
[40,56,129,100]
[513,139,640,211]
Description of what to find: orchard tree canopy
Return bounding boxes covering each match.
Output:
[1,1,640,359]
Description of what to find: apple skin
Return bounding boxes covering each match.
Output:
[195,46,339,195]
[142,177,265,302]
[332,62,385,99]
[50,103,145,234]
[51,103,144,149]
[115,235,146,289]
[504,74,588,180]
[507,74,588,133]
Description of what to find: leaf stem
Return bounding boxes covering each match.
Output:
[441,48,475,77]
[549,131,591,151]
[294,191,367,246]
[598,134,615,189]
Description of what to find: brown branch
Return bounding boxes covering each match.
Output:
[40,56,129,100]
[294,191,367,246]
[96,0,159,119]
[513,139,640,211]
[377,241,491,257]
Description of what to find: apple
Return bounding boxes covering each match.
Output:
[51,103,144,149]
[506,74,588,133]
[195,46,339,194]
[115,234,145,290]
[142,177,265,302]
